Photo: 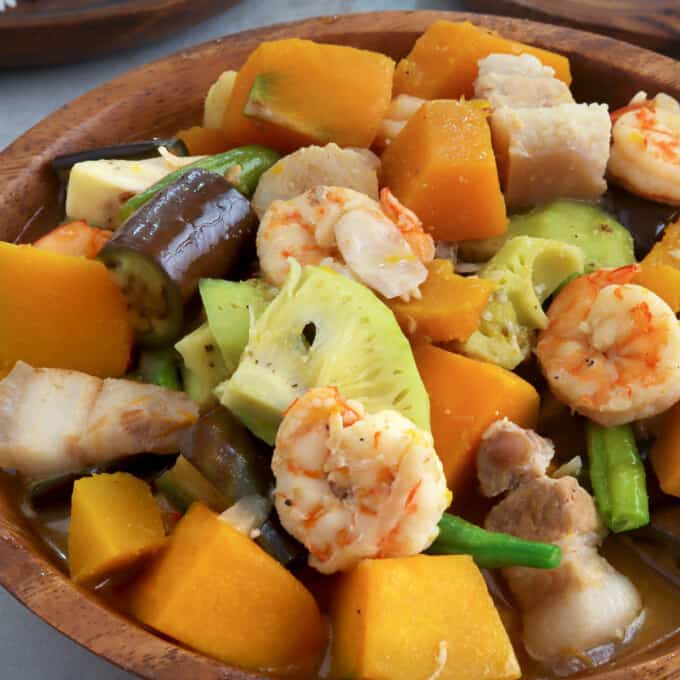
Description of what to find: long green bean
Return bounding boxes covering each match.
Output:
[586,422,649,532]
[429,513,561,569]
[118,145,280,222]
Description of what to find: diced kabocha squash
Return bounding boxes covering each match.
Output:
[414,343,539,504]
[176,126,230,155]
[394,20,571,99]
[222,39,394,152]
[68,473,165,586]
[651,402,680,497]
[126,503,325,674]
[381,100,507,241]
[634,216,680,312]
[331,555,520,680]
[0,243,131,378]
[387,259,495,342]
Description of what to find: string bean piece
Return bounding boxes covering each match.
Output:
[586,421,650,533]
[118,145,280,222]
[429,513,561,569]
[138,348,181,391]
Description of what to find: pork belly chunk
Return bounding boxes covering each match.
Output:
[490,103,611,210]
[475,53,574,109]
[477,418,554,497]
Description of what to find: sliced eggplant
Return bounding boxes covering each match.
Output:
[179,406,273,506]
[256,515,304,566]
[98,168,258,346]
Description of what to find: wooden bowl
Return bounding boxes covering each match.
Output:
[0,10,679,680]
[0,0,239,68]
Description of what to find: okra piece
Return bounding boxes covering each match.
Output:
[119,145,280,222]
[429,513,561,569]
[586,421,650,533]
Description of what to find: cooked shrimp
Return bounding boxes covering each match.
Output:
[251,143,379,218]
[536,265,680,426]
[33,221,112,259]
[379,187,435,262]
[257,186,434,300]
[608,91,680,205]
[271,386,450,574]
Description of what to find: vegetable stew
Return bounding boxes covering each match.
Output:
[2,18,680,680]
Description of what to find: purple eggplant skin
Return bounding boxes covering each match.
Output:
[98,168,258,347]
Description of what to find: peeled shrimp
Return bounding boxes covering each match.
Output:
[271,386,450,574]
[608,91,680,205]
[536,265,680,427]
[256,185,434,300]
[250,143,379,218]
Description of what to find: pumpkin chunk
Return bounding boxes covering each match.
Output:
[394,20,571,99]
[0,243,131,378]
[331,554,520,680]
[222,39,394,152]
[381,99,507,241]
[651,402,680,497]
[68,473,165,586]
[176,126,230,155]
[387,259,495,342]
[635,216,680,312]
[126,503,325,675]
[414,343,539,505]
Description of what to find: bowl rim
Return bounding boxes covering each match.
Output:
[0,0,223,28]
[1,9,680,680]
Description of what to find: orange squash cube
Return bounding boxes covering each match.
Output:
[69,473,166,586]
[635,264,680,313]
[635,216,680,312]
[222,39,394,152]
[388,259,495,342]
[414,343,539,504]
[394,20,571,99]
[331,555,520,680]
[651,402,680,497]
[126,503,325,675]
[381,99,507,241]
[0,243,131,378]
[176,126,230,155]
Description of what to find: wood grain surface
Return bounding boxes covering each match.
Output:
[0,0,237,67]
[465,0,680,57]
[0,10,680,680]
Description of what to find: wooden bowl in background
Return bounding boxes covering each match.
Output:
[0,10,679,680]
[0,0,238,68]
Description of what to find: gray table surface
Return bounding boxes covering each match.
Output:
[0,1,464,678]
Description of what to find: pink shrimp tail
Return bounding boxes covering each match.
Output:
[587,264,640,289]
